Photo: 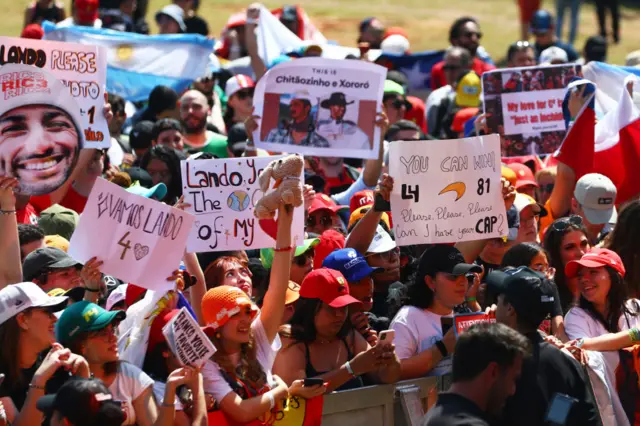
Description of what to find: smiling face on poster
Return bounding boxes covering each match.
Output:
[0,64,83,195]
[252,57,386,159]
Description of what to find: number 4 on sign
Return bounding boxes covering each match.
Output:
[402,184,420,202]
[118,232,132,260]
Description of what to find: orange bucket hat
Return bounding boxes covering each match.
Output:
[202,286,258,330]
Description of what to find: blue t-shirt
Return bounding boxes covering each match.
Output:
[535,40,579,62]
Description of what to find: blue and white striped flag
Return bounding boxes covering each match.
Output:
[42,21,215,102]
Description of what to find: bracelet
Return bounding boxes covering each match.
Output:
[465,297,477,302]
[629,328,640,343]
[0,210,16,215]
[266,390,275,410]
[435,340,448,358]
[274,246,293,252]
[161,401,175,408]
[344,361,357,378]
[29,382,45,390]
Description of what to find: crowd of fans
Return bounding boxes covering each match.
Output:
[2,0,640,425]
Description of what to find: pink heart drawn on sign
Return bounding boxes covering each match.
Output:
[133,243,149,261]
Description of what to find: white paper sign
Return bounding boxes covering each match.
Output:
[389,135,507,245]
[180,156,305,252]
[69,178,195,290]
[0,36,109,149]
[162,308,216,368]
[252,57,386,159]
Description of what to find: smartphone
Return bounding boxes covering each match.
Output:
[377,330,395,348]
[303,378,324,387]
[441,316,454,335]
[373,193,391,212]
[545,393,578,425]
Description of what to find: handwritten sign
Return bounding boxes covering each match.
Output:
[162,308,216,368]
[482,64,582,157]
[69,178,195,290]
[180,156,305,252]
[454,312,496,338]
[389,134,506,245]
[252,57,386,159]
[0,36,109,149]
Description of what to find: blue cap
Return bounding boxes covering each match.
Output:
[531,10,554,33]
[322,248,382,283]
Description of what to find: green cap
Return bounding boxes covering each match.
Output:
[55,301,126,346]
[384,80,405,96]
[38,204,79,241]
[200,133,230,158]
[260,238,320,269]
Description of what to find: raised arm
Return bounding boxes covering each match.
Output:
[362,113,389,187]
[0,178,21,288]
[245,3,267,82]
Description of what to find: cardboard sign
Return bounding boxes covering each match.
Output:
[252,57,386,159]
[162,308,216,368]
[180,156,305,252]
[69,178,195,290]
[389,134,507,245]
[482,64,582,157]
[453,312,496,338]
[0,36,109,149]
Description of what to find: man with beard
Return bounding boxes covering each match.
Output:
[430,17,496,90]
[178,90,227,154]
[265,91,329,148]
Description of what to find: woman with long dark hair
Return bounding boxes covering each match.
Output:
[140,145,186,205]
[564,248,640,426]
[223,75,255,132]
[543,215,590,314]
[606,199,640,297]
[273,268,400,392]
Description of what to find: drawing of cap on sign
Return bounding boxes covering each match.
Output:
[0,64,83,196]
[439,182,466,201]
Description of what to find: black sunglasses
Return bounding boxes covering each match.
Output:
[443,64,462,71]
[551,215,583,232]
[306,214,333,228]
[387,98,405,109]
[235,89,254,100]
[293,251,313,267]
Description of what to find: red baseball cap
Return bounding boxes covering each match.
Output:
[508,163,539,190]
[75,0,99,23]
[350,190,374,213]
[300,268,362,308]
[125,284,146,307]
[21,24,44,40]
[565,248,626,278]
[147,309,180,353]
[309,193,347,215]
[313,229,345,269]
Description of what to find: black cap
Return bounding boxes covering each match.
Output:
[415,245,481,285]
[37,378,124,426]
[281,5,298,22]
[128,121,155,150]
[125,167,153,188]
[486,267,556,327]
[23,247,82,282]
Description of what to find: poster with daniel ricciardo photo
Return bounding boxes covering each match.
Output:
[252,57,386,159]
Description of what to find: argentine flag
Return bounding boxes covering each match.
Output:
[42,21,215,102]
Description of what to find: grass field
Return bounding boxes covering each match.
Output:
[2,0,640,64]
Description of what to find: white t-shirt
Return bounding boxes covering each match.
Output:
[391,305,451,376]
[57,16,103,28]
[202,318,281,402]
[109,362,155,426]
[152,381,184,411]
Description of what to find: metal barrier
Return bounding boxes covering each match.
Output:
[321,376,449,426]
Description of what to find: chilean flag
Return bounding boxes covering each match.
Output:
[555,77,640,204]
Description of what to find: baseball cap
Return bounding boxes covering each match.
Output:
[36,378,124,426]
[44,235,70,252]
[75,0,99,24]
[322,248,382,283]
[313,229,346,269]
[286,281,301,305]
[225,75,255,99]
[48,286,85,303]
[148,309,180,353]
[309,193,348,215]
[530,10,554,34]
[348,206,391,232]
[486,267,556,326]
[155,4,187,32]
[126,182,167,200]
[280,5,298,22]
[501,165,517,188]
[565,248,625,279]
[0,282,67,326]
[56,301,126,346]
[38,205,79,241]
[299,268,362,308]
[201,286,258,330]
[125,167,153,189]
[514,193,548,217]
[540,46,569,65]
[128,121,155,151]
[574,173,617,225]
[508,163,539,190]
[384,80,405,96]
[105,284,128,311]
[350,190,375,213]
[260,238,320,269]
[416,245,481,284]
[366,225,396,254]
[23,247,82,282]
[21,23,44,40]
[381,34,410,55]
[455,72,481,108]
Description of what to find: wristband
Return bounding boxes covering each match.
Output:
[465,297,477,302]
[161,401,175,408]
[344,361,357,378]
[266,390,275,410]
[629,328,640,343]
[435,340,448,358]
[29,382,45,391]
[0,210,16,215]
[274,246,293,252]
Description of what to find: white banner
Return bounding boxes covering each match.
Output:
[389,134,507,245]
[162,307,216,368]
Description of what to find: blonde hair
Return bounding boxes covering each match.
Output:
[535,166,557,181]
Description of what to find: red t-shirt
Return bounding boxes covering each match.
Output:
[404,96,427,133]
[16,203,39,225]
[30,186,88,214]
[430,57,496,90]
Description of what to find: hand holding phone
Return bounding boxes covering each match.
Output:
[303,378,324,387]
[376,330,395,348]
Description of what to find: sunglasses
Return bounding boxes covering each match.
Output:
[386,98,405,110]
[235,89,254,100]
[551,215,583,232]
[306,214,333,228]
[443,64,462,71]
[293,251,313,267]
[539,183,554,193]
[463,31,482,39]
[366,247,400,261]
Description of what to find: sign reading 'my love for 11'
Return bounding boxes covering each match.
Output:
[389,134,507,245]
[69,178,195,291]
[180,156,305,253]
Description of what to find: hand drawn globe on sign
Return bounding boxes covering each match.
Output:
[227,190,250,212]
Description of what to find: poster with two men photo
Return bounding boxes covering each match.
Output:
[251,57,386,159]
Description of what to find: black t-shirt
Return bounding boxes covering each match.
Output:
[184,16,210,36]
[423,393,492,426]
[498,332,601,426]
